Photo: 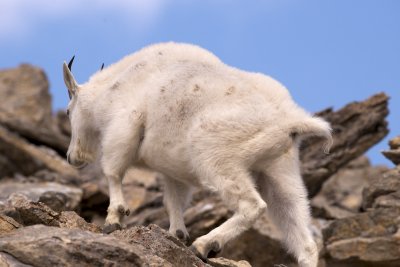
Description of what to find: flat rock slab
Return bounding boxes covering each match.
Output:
[323,207,400,265]
[0,181,82,212]
[0,224,246,267]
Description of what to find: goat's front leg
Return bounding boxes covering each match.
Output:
[101,111,143,233]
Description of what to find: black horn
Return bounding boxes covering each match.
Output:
[101,63,104,71]
[68,55,75,71]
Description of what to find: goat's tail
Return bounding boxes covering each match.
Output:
[290,116,333,154]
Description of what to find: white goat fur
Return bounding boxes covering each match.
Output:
[63,42,332,267]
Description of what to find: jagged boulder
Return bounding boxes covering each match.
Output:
[0,223,249,267]
[323,207,400,266]
[0,64,69,155]
[0,64,51,127]
[301,93,389,197]
[312,156,388,219]
[362,167,400,209]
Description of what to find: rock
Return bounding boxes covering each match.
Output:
[0,252,33,267]
[301,93,389,197]
[389,136,400,149]
[208,257,252,267]
[0,125,78,178]
[0,225,147,267]
[10,195,100,232]
[55,110,71,137]
[0,64,51,128]
[113,224,209,266]
[312,156,388,219]
[0,64,69,154]
[0,215,22,236]
[0,180,82,212]
[382,135,400,165]
[323,207,400,265]
[0,224,245,267]
[362,167,400,210]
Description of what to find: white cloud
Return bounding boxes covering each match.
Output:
[0,0,167,41]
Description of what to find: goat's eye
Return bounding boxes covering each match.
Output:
[66,109,70,116]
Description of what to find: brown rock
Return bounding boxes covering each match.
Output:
[0,64,69,154]
[11,195,100,233]
[382,136,400,165]
[55,110,71,137]
[0,64,51,127]
[113,224,209,266]
[0,214,22,236]
[389,136,400,149]
[208,257,252,267]
[323,207,400,265]
[0,225,147,267]
[0,125,77,178]
[312,156,388,219]
[362,167,400,210]
[301,93,389,197]
[0,223,244,267]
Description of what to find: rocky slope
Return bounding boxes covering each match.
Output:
[0,64,399,267]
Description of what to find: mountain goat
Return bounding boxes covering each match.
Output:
[63,42,332,267]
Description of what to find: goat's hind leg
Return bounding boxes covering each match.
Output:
[163,176,193,243]
[257,149,318,267]
[191,166,267,260]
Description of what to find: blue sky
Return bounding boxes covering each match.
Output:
[1,0,399,166]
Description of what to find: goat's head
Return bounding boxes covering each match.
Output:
[62,56,99,168]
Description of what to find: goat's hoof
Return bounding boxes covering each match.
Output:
[117,204,130,216]
[175,229,190,244]
[189,245,207,262]
[190,240,221,262]
[102,223,121,234]
[207,241,221,258]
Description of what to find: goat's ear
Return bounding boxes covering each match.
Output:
[63,61,78,99]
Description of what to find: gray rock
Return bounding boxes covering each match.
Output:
[0,252,33,267]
